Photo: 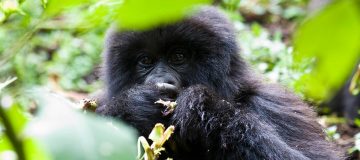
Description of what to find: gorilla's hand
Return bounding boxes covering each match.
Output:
[96,85,177,135]
[170,86,311,159]
[171,85,234,144]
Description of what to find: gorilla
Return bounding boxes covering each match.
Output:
[96,6,342,160]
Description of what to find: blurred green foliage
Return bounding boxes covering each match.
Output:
[1,0,360,159]
[0,0,210,99]
[350,64,360,95]
[294,0,360,100]
[222,0,309,93]
[26,91,137,160]
[239,0,307,20]
[0,0,104,95]
[0,79,50,160]
[115,0,211,30]
[0,0,211,159]
[235,22,303,88]
[325,125,340,141]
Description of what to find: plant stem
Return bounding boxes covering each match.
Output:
[0,106,26,160]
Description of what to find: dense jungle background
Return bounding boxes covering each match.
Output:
[0,0,360,159]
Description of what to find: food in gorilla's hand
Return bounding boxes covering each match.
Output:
[155,99,177,116]
[79,99,97,112]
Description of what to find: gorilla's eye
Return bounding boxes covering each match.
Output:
[139,56,155,66]
[169,53,185,65]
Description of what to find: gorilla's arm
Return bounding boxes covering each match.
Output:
[96,85,175,135]
[171,85,335,160]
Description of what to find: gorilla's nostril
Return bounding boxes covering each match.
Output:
[166,79,176,86]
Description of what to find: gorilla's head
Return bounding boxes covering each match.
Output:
[103,7,250,99]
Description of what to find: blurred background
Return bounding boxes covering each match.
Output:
[0,0,360,159]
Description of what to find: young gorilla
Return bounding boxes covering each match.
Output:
[96,7,342,160]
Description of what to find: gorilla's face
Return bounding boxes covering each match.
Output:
[103,8,240,98]
[134,43,192,89]
[119,29,200,91]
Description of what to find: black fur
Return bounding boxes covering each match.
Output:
[96,7,342,160]
[326,65,360,123]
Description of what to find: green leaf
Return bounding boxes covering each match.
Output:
[41,0,48,8]
[0,136,12,151]
[148,123,164,143]
[0,101,29,160]
[44,0,92,15]
[0,11,5,23]
[25,92,137,160]
[251,23,262,37]
[3,103,29,134]
[350,64,360,95]
[355,118,360,128]
[23,138,51,160]
[294,0,360,100]
[137,136,153,160]
[76,0,123,29]
[114,0,211,30]
[0,0,20,14]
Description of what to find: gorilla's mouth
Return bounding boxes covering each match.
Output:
[155,82,179,100]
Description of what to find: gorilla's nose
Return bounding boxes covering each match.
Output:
[156,82,178,90]
[145,75,180,90]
